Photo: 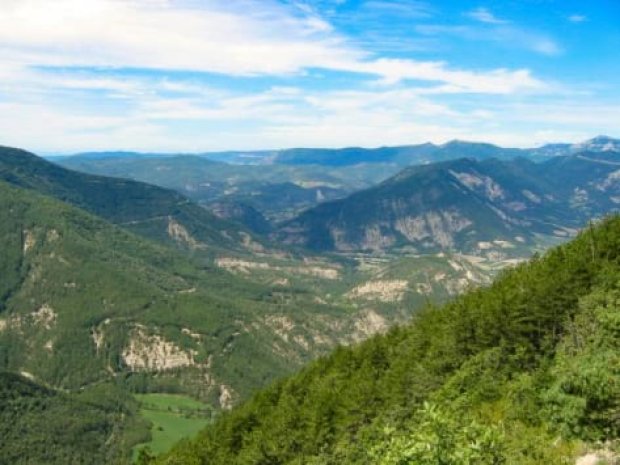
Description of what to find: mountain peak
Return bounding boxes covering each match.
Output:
[572,135,620,153]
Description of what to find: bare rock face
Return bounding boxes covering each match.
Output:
[449,169,505,200]
[122,326,197,371]
[276,152,620,254]
[352,310,388,341]
[22,229,36,253]
[575,451,618,465]
[215,257,340,280]
[347,280,409,302]
[275,158,551,254]
[167,217,204,249]
[219,385,234,410]
[31,304,57,330]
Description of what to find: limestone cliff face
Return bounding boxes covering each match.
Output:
[275,154,620,254]
[274,158,548,253]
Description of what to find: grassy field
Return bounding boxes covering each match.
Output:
[132,393,213,458]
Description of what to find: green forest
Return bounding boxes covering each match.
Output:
[2,0,619,461]
[150,217,620,464]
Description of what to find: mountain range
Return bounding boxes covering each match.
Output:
[0,147,414,460]
[3,136,620,463]
[276,151,620,253]
[58,135,617,166]
[53,136,620,234]
[0,146,261,255]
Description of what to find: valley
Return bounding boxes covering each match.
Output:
[3,2,619,463]
[2,136,620,464]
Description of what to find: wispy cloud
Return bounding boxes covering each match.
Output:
[0,0,360,76]
[359,0,434,18]
[416,23,562,56]
[466,7,508,25]
[568,14,587,23]
[0,0,609,153]
[0,0,546,89]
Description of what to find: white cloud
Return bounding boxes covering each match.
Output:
[568,14,587,23]
[0,0,600,153]
[416,23,562,56]
[0,0,358,76]
[349,59,545,92]
[359,0,433,18]
[0,0,544,89]
[466,7,508,24]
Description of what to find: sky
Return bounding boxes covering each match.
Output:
[0,0,619,153]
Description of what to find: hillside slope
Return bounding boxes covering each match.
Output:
[156,216,620,465]
[54,153,392,222]
[0,146,261,254]
[0,372,147,465]
[0,181,378,409]
[277,154,620,253]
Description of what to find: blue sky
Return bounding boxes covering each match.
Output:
[0,0,618,152]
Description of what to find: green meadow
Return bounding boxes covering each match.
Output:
[133,393,212,458]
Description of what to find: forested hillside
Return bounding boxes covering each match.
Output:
[0,146,262,254]
[0,372,148,465]
[277,152,620,254]
[0,180,375,410]
[155,216,620,464]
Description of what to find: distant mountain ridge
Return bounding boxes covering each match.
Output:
[55,135,619,166]
[530,135,620,157]
[53,153,385,223]
[275,150,620,253]
[0,146,265,254]
[52,136,620,233]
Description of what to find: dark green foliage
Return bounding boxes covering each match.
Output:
[543,287,620,440]
[158,216,620,464]
[0,180,307,396]
[0,175,383,435]
[0,179,377,461]
[0,372,147,465]
[0,145,260,253]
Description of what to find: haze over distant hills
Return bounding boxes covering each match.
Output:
[53,136,620,255]
[55,135,620,166]
[52,136,619,227]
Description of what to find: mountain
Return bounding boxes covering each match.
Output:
[155,215,620,465]
[262,136,619,166]
[573,135,620,152]
[531,135,620,158]
[0,146,262,254]
[276,152,620,254]
[5,149,480,459]
[202,141,525,166]
[0,179,389,414]
[53,153,370,223]
[56,137,620,170]
[53,137,619,228]
[49,151,172,161]
[207,200,273,234]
